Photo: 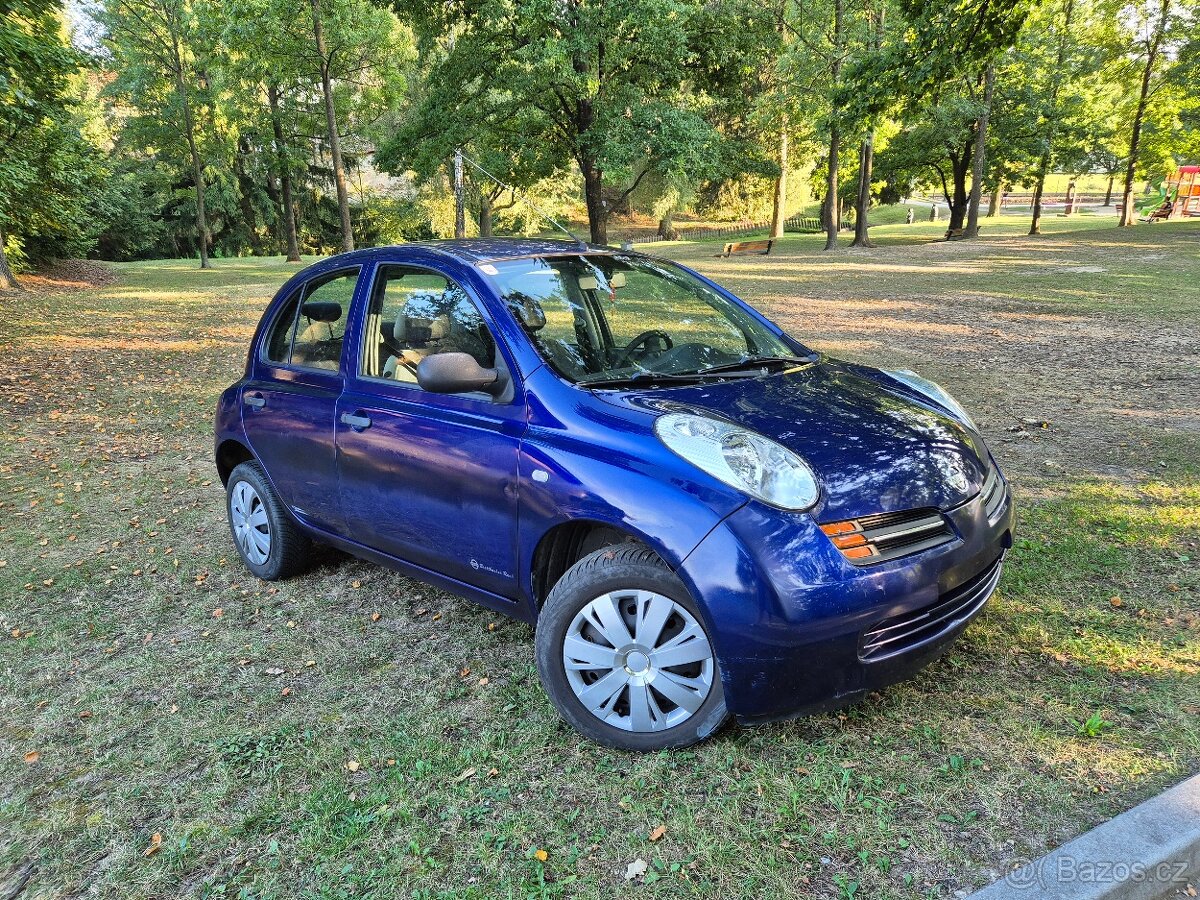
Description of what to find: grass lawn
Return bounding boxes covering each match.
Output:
[2,218,1198,899]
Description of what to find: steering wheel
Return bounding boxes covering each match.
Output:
[614,329,674,368]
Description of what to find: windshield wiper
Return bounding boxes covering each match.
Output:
[580,369,759,390]
[685,353,819,377]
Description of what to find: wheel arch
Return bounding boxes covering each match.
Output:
[216,439,256,485]
[529,519,661,609]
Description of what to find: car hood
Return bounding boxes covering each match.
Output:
[595,360,990,522]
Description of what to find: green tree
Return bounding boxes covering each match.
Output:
[102,0,220,267]
[398,0,774,245]
[1117,0,1193,225]
[0,0,92,287]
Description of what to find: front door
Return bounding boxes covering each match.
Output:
[241,266,361,535]
[335,263,525,598]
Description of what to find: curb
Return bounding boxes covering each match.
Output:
[968,773,1200,899]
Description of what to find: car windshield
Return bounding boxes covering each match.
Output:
[485,254,805,386]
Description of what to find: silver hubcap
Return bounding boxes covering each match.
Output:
[230,481,271,565]
[563,590,715,733]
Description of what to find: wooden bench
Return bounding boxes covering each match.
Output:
[719,239,774,258]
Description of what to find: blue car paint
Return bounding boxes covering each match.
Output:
[215,239,1013,723]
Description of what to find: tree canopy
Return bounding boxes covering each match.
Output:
[0,0,1196,281]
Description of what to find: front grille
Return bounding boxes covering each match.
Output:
[980,466,1005,519]
[821,507,955,565]
[859,554,1003,662]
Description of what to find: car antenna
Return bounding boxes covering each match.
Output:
[458,151,589,249]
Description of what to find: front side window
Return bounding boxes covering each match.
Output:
[486,255,801,386]
[359,265,498,387]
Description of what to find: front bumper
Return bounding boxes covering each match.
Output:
[677,476,1014,723]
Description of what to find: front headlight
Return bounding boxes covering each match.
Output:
[884,369,977,431]
[654,413,819,510]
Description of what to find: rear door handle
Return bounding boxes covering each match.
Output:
[243,393,266,409]
[340,412,372,430]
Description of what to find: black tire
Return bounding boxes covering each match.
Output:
[535,544,730,751]
[225,460,311,581]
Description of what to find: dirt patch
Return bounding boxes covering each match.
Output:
[4,259,118,295]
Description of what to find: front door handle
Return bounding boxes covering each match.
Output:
[243,392,266,409]
[340,412,372,430]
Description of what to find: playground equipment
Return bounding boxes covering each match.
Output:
[1164,166,1200,218]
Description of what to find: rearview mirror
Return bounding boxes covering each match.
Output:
[417,352,506,397]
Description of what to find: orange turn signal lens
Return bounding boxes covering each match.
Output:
[832,533,868,549]
[842,545,875,560]
[820,521,858,536]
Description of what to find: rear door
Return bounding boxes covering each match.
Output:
[241,266,361,535]
[335,262,526,598]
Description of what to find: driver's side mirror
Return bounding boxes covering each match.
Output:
[416,352,507,398]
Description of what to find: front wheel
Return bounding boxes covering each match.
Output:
[535,545,729,751]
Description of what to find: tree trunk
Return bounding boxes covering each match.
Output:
[478,193,493,237]
[1029,162,1049,234]
[311,0,354,252]
[268,85,302,262]
[850,5,882,249]
[823,0,845,251]
[987,180,1003,217]
[824,133,841,250]
[0,221,19,290]
[1120,0,1167,228]
[850,134,873,248]
[173,65,210,268]
[1029,0,1076,236]
[770,128,789,239]
[1104,174,1115,206]
[947,151,971,232]
[657,208,679,241]
[965,64,995,239]
[582,160,607,245]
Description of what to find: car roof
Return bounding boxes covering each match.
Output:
[321,238,620,267]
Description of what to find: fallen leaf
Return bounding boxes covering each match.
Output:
[454,767,476,782]
[371,612,381,622]
[280,687,291,697]
[478,677,489,686]
[143,833,162,856]
[79,710,93,719]
[625,858,649,881]
[352,580,362,589]
[534,848,548,862]
[387,758,396,766]
[23,750,39,764]
[1109,595,1123,607]
[347,760,361,772]
[488,767,499,777]
[264,667,285,676]
[212,607,224,617]
[649,824,666,842]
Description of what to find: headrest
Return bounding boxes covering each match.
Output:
[394,306,449,343]
[301,300,342,323]
[507,293,546,331]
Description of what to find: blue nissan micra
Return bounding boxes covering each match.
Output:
[214,238,1014,750]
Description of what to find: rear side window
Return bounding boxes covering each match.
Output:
[264,290,301,364]
[262,267,360,370]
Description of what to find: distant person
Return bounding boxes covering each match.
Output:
[906,208,915,225]
[929,205,939,222]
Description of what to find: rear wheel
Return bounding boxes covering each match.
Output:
[535,545,729,750]
[226,461,311,581]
